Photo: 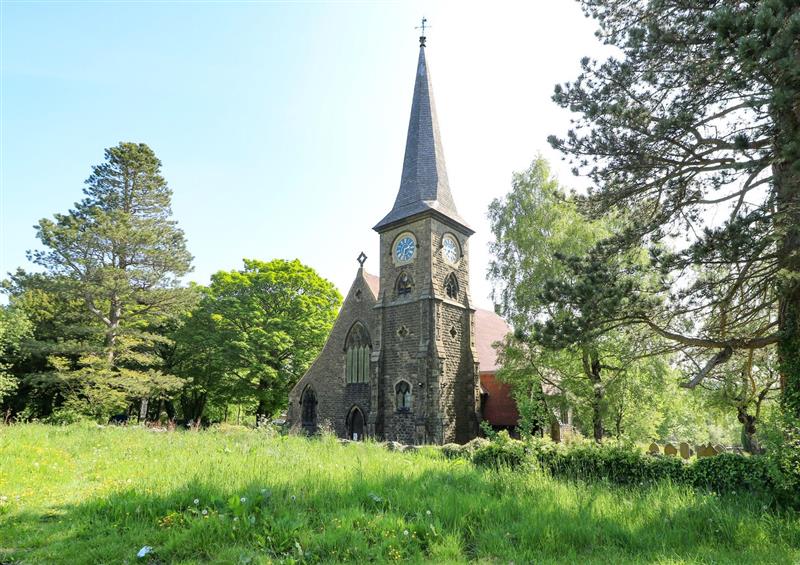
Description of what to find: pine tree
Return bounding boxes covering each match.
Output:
[29,142,194,419]
[549,1,800,417]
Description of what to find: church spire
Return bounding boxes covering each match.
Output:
[374,32,472,234]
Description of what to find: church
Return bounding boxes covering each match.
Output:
[286,34,516,445]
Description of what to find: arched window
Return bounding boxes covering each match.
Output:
[301,387,317,428]
[444,273,459,299]
[395,381,412,411]
[345,322,371,384]
[396,272,413,297]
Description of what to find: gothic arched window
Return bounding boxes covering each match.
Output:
[395,381,412,411]
[396,272,413,297]
[345,322,371,384]
[444,272,459,299]
[301,387,317,428]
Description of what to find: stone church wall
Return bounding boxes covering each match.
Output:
[287,271,377,437]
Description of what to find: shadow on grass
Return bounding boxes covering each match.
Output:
[1,451,799,564]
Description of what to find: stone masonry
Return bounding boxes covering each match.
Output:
[287,36,488,444]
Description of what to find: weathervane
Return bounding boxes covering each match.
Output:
[416,17,430,47]
[357,251,367,267]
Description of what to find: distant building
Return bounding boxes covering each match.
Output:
[286,35,515,444]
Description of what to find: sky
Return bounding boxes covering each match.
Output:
[1,0,608,310]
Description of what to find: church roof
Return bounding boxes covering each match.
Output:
[363,271,380,298]
[474,308,511,373]
[374,42,472,234]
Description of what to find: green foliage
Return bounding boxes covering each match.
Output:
[8,142,195,420]
[528,438,685,486]
[489,157,675,443]
[685,454,775,499]
[4,425,798,563]
[471,430,527,469]
[0,307,32,406]
[172,259,341,419]
[548,1,800,419]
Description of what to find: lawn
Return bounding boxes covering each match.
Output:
[0,424,798,564]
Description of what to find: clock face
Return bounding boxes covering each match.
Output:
[442,235,459,264]
[394,235,416,262]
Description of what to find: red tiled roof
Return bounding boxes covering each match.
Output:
[474,308,510,373]
[362,271,380,299]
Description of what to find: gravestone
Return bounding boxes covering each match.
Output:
[714,444,726,454]
[648,442,660,455]
[696,444,716,458]
[664,443,678,456]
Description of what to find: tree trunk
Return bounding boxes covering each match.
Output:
[737,406,761,454]
[583,348,604,443]
[138,398,149,423]
[773,84,800,421]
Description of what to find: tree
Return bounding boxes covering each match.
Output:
[28,142,194,418]
[548,1,800,417]
[699,347,781,453]
[172,259,341,422]
[2,271,101,419]
[489,157,669,441]
[0,306,32,416]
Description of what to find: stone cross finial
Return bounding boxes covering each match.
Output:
[357,251,367,267]
[416,17,429,47]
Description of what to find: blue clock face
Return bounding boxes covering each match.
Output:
[395,235,416,262]
[442,235,459,263]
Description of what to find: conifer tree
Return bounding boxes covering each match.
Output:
[29,142,194,418]
[548,1,800,417]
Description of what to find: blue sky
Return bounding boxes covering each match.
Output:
[2,1,605,309]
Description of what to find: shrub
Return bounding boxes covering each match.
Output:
[528,439,685,486]
[472,431,528,469]
[685,453,774,496]
[461,437,490,456]
[44,408,91,426]
[440,443,465,459]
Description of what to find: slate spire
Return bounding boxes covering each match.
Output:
[374,38,472,234]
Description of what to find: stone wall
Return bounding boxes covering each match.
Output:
[287,269,378,437]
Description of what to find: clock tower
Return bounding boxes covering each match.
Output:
[371,35,480,444]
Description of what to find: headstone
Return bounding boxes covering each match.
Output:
[679,442,691,459]
[664,443,677,456]
[648,442,660,455]
[714,444,726,455]
[696,444,716,458]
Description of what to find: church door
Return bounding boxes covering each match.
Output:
[347,407,365,441]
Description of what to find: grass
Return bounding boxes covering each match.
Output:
[0,424,798,564]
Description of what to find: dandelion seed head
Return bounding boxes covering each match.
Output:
[202,509,208,515]
[193,498,199,505]
[240,497,247,503]
[403,529,409,536]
